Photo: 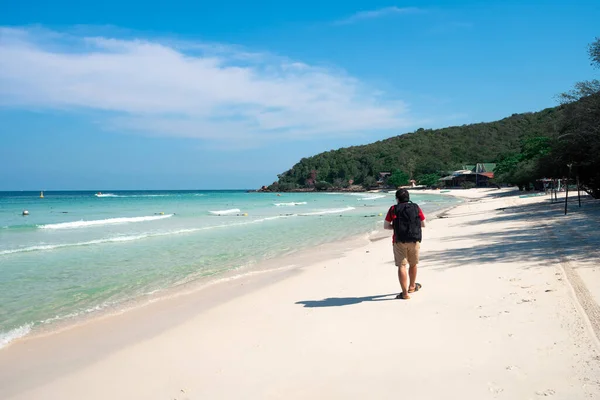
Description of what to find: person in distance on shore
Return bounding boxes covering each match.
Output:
[384,188,426,300]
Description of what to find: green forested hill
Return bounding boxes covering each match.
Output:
[273,106,564,190]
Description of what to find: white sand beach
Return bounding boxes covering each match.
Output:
[1,188,599,399]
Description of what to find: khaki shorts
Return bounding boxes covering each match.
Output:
[393,242,420,267]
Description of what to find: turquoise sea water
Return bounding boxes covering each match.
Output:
[0,190,459,347]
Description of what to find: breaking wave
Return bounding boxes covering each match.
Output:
[0,324,32,349]
[299,207,356,216]
[95,193,171,198]
[38,214,173,230]
[208,209,241,215]
[3,216,291,256]
[357,195,386,200]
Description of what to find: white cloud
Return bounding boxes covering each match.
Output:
[0,27,413,144]
[334,7,423,25]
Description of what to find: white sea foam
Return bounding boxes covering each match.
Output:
[0,234,155,255]
[299,207,356,216]
[0,323,33,349]
[208,209,241,215]
[38,214,173,230]
[130,194,169,197]
[250,216,287,222]
[274,202,307,206]
[95,194,171,198]
[357,195,386,200]
[3,216,290,255]
[41,302,113,325]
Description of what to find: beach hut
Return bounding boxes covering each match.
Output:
[439,163,496,187]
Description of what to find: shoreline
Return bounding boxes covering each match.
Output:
[1,191,458,350]
[1,227,375,349]
[2,188,599,399]
[0,224,391,398]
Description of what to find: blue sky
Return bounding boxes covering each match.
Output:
[0,0,598,190]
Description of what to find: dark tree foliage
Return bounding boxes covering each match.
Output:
[490,95,599,197]
[495,136,552,190]
[558,80,600,103]
[387,170,409,188]
[416,173,441,187]
[551,93,600,197]
[589,37,600,68]
[551,37,600,198]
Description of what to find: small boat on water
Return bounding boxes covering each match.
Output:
[40,191,44,198]
[95,192,117,198]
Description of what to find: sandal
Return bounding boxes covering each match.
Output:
[408,283,422,293]
[395,292,410,300]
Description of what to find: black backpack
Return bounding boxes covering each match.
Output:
[393,202,422,243]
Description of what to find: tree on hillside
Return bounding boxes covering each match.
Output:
[416,173,441,187]
[590,37,600,66]
[363,176,377,188]
[495,137,552,190]
[552,93,600,197]
[553,37,600,198]
[388,170,410,188]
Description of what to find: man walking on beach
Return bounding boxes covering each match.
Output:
[384,189,426,300]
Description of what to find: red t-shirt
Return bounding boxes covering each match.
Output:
[385,203,425,242]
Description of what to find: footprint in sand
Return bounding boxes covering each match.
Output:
[173,388,190,400]
[535,389,556,396]
[487,382,504,394]
[506,365,527,378]
[518,298,536,304]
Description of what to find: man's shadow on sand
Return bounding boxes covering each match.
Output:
[296,294,397,308]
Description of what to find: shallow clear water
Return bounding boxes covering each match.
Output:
[0,190,459,347]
